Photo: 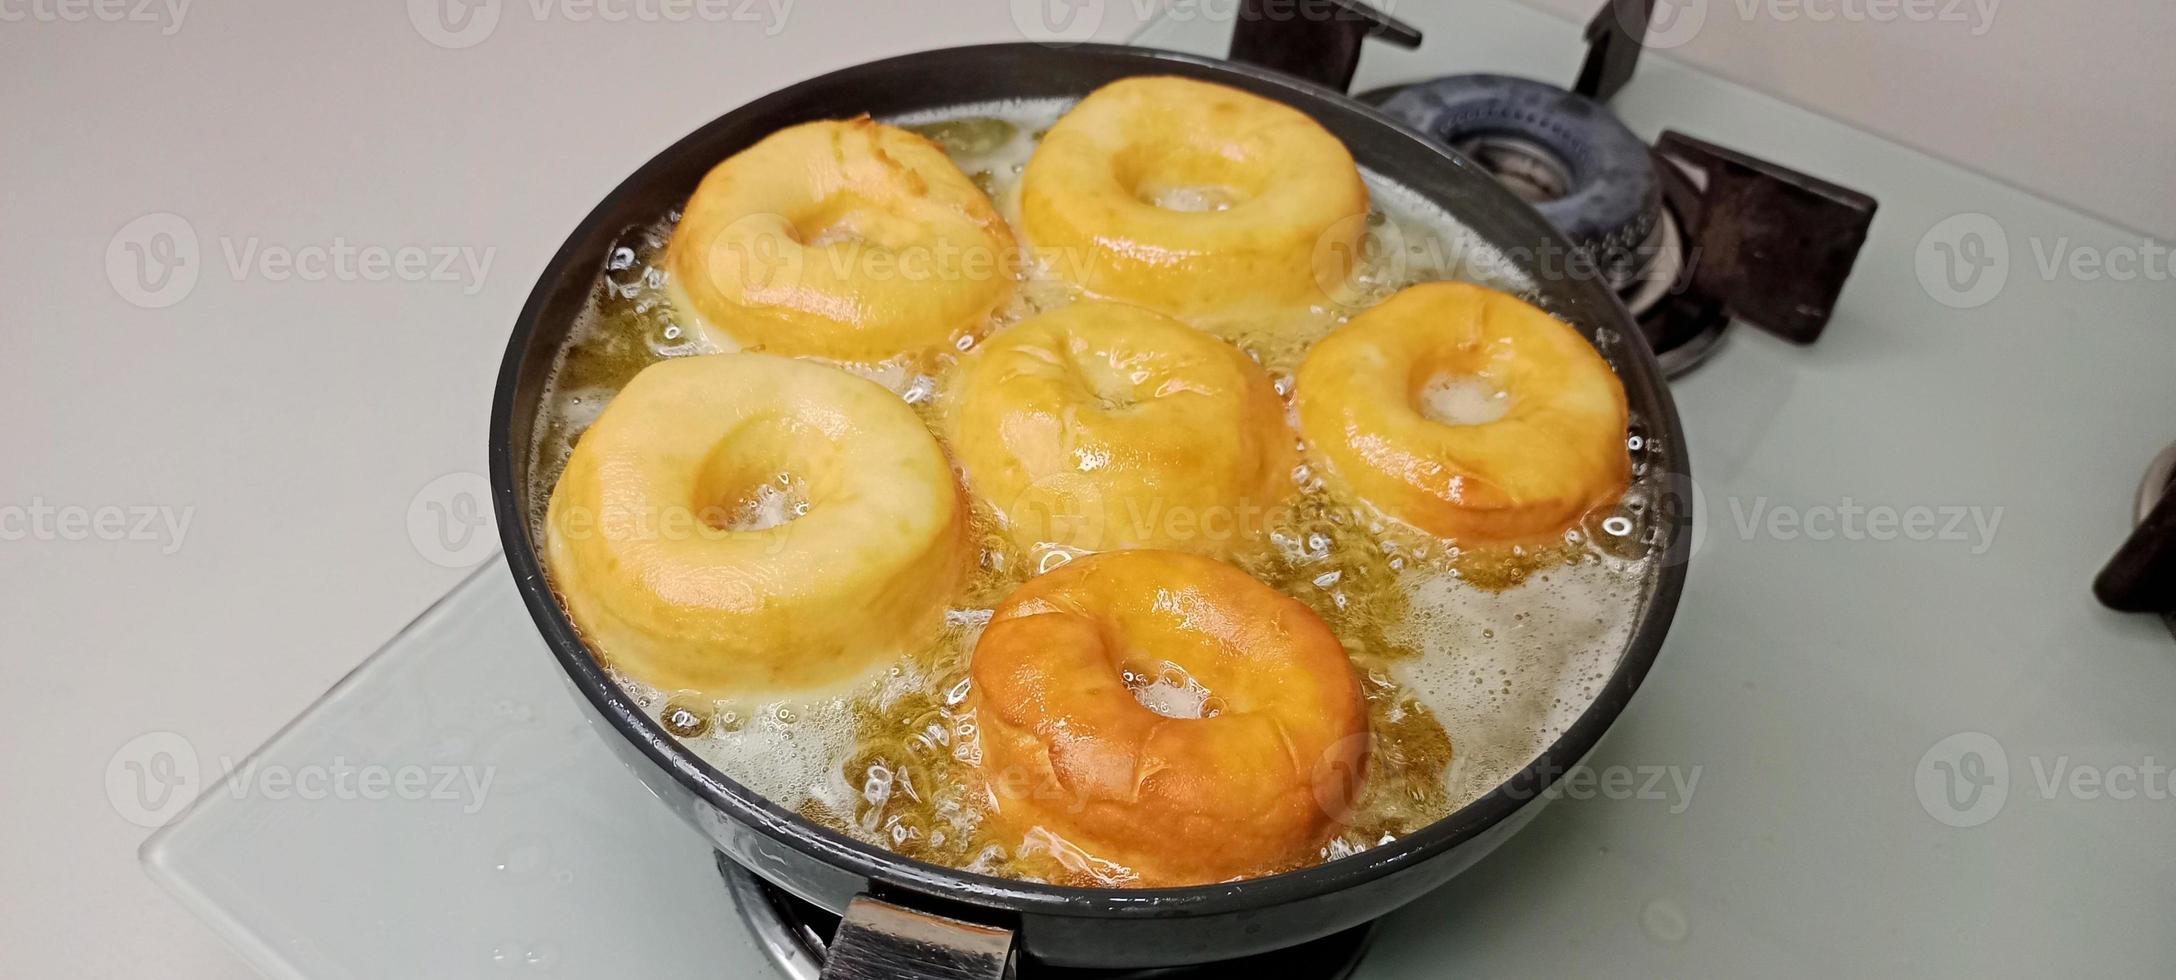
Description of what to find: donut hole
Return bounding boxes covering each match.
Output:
[1137,183,1245,213]
[796,195,921,250]
[689,415,830,532]
[1122,660,1224,720]
[1059,338,1156,412]
[1416,373,1513,427]
[1113,143,1265,213]
[711,475,811,532]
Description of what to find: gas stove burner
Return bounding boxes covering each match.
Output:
[1326,0,1879,378]
[1377,74,1664,295]
[718,855,1378,980]
[1367,78,1873,377]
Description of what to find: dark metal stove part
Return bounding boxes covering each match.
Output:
[721,855,1378,980]
[1652,131,1878,345]
[2095,443,2176,639]
[1227,0,1422,91]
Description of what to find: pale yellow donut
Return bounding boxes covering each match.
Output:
[665,118,1017,364]
[1294,282,1630,546]
[545,353,965,695]
[943,301,1296,558]
[1022,76,1369,318]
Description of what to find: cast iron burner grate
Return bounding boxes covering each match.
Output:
[717,855,1378,980]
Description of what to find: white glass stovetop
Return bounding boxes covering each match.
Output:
[145,3,2176,977]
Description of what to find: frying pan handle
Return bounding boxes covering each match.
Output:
[818,895,1016,980]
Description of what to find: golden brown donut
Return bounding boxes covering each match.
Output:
[966,550,1368,886]
[1294,282,1630,546]
[1021,76,1369,318]
[665,117,1017,365]
[943,301,1296,559]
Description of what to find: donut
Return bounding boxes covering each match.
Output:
[1293,282,1630,546]
[944,301,1296,559]
[1021,76,1369,318]
[966,550,1368,887]
[665,117,1017,364]
[544,352,965,695]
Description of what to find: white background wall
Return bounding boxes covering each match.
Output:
[1514,0,2176,236]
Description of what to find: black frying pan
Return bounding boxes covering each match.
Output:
[489,42,1690,977]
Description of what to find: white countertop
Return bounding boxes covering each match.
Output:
[0,4,1150,977]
